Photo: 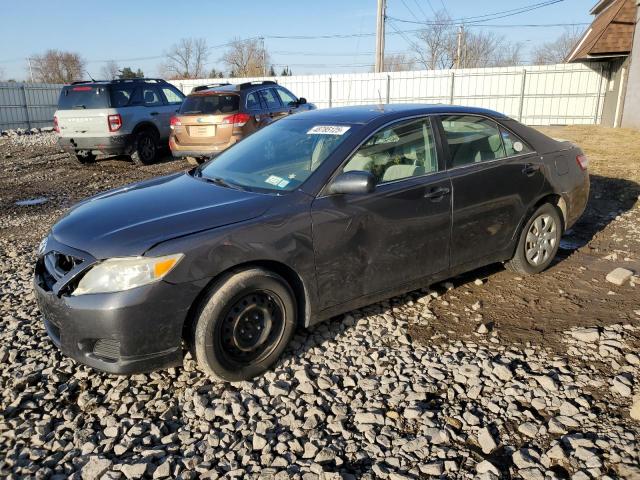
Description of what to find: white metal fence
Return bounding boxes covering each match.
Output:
[172,62,608,126]
[0,62,608,131]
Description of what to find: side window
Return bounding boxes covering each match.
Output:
[141,87,162,107]
[342,118,438,185]
[246,92,261,110]
[109,86,136,108]
[441,115,506,168]
[258,89,282,110]
[500,127,532,156]
[161,86,184,105]
[276,88,297,106]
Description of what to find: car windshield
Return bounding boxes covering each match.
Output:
[180,94,239,115]
[197,120,355,192]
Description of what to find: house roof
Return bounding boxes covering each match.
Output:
[566,0,636,62]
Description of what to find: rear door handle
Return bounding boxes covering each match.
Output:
[522,163,540,176]
[150,111,159,116]
[424,186,450,200]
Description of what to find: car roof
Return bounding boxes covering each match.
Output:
[189,81,279,96]
[66,78,169,87]
[286,104,508,125]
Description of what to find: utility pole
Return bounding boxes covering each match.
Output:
[375,0,386,73]
[27,57,34,83]
[455,25,464,69]
[260,37,266,77]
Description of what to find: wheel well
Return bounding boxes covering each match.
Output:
[132,122,160,139]
[181,261,309,346]
[533,194,566,232]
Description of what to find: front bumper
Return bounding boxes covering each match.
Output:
[34,263,202,374]
[58,134,132,155]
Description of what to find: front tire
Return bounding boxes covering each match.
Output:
[506,203,562,275]
[192,268,297,382]
[130,129,158,165]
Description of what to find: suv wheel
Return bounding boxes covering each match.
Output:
[131,129,159,165]
[506,203,562,275]
[192,268,297,382]
[71,151,96,165]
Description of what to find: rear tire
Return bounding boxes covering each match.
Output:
[506,203,562,275]
[192,268,297,382]
[71,151,96,165]
[130,129,159,165]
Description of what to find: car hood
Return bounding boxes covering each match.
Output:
[52,172,275,258]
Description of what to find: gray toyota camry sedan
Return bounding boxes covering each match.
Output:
[34,104,589,381]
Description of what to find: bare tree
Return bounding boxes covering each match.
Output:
[491,42,525,67]
[101,60,120,80]
[461,31,506,68]
[531,27,584,65]
[30,50,85,83]
[383,53,415,72]
[411,11,456,70]
[221,38,270,77]
[160,38,209,79]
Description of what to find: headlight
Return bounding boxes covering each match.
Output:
[37,236,48,257]
[72,254,184,296]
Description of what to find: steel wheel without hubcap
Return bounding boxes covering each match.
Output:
[525,214,557,266]
[139,136,155,162]
[217,291,285,366]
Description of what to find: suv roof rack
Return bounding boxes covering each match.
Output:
[192,83,231,92]
[70,78,169,85]
[237,80,277,90]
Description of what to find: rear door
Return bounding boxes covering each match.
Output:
[137,86,167,138]
[174,92,241,147]
[439,114,544,269]
[258,88,286,122]
[157,85,184,139]
[55,85,111,137]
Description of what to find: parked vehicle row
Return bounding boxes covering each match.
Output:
[53,78,314,165]
[36,104,589,381]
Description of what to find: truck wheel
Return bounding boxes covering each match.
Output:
[71,151,96,165]
[131,129,159,165]
[192,268,297,382]
[506,203,562,275]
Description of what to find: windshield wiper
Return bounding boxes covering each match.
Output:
[72,105,86,109]
[182,110,203,114]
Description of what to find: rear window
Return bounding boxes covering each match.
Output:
[180,94,239,115]
[58,86,110,110]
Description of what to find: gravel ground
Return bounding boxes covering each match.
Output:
[0,127,639,479]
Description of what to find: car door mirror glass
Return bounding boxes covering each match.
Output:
[329,171,376,195]
[298,97,307,105]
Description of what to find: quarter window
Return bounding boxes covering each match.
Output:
[161,86,184,105]
[342,118,438,185]
[246,92,261,110]
[500,127,531,156]
[259,89,282,109]
[441,115,506,168]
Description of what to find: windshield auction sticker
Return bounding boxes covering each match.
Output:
[307,125,351,135]
[265,175,290,188]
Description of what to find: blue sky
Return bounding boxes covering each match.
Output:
[0,0,592,80]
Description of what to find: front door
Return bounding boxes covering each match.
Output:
[439,114,545,268]
[311,117,452,310]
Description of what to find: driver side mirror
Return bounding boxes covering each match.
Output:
[297,97,307,105]
[329,171,376,195]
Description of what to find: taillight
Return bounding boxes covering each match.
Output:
[53,115,59,133]
[576,154,589,171]
[170,116,181,129]
[222,113,250,127]
[108,114,122,132]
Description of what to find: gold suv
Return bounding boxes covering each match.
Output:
[169,81,314,160]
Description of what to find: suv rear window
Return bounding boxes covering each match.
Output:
[58,86,110,110]
[180,94,239,115]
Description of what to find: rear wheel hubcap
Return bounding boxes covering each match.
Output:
[525,214,557,266]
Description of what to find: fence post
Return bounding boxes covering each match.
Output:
[518,69,527,122]
[449,71,455,104]
[594,65,604,125]
[328,77,332,108]
[386,75,391,104]
[21,84,32,130]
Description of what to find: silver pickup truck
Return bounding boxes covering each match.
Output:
[54,78,185,165]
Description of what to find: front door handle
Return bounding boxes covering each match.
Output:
[522,163,540,176]
[424,186,450,200]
